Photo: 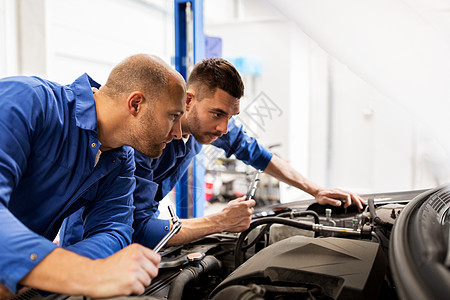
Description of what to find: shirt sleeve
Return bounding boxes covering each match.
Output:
[212,118,273,170]
[64,148,136,259]
[133,217,171,249]
[131,151,171,248]
[0,81,58,293]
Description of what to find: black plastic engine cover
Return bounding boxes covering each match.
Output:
[210,236,387,299]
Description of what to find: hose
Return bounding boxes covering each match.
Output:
[371,231,381,243]
[368,197,393,230]
[274,210,320,237]
[235,217,314,267]
[241,224,271,250]
[276,210,320,224]
[167,255,222,300]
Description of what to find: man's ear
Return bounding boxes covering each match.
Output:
[127,92,145,116]
[186,90,195,111]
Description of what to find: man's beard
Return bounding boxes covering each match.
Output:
[187,107,222,144]
[138,144,163,158]
[133,113,165,158]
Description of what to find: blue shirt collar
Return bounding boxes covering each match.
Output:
[69,74,128,159]
[70,73,101,134]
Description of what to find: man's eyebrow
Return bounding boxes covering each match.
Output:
[210,108,227,114]
[211,108,240,116]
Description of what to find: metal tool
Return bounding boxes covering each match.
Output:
[246,170,262,201]
[153,204,182,253]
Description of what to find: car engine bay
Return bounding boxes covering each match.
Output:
[13,186,450,300]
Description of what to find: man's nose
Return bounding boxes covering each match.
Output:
[216,118,229,135]
[171,118,182,139]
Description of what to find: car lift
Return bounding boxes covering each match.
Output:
[174,0,205,218]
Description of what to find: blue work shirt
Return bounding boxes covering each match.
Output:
[0,74,135,293]
[61,118,272,249]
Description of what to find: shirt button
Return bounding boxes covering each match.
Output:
[30,253,38,261]
[164,226,169,231]
[91,142,97,148]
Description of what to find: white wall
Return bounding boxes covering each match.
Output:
[0,0,19,77]
[46,0,174,84]
[1,0,174,83]
[269,0,450,194]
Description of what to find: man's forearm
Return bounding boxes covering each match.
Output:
[263,154,365,208]
[166,215,222,246]
[20,248,96,296]
[263,155,321,197]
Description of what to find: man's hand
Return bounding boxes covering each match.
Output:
[314,188,365,209]
[20,244,160,298]
[88,244,161,298]
[165,196,256,246]
[0,283,14,300]
[218,196,255,232]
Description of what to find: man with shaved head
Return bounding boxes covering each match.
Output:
[0,54,185,298]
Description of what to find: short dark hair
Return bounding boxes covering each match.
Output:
[187,58,244,99]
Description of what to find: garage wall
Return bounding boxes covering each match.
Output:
[46,0,174,84]
[0,0,19,77]
[1,0,174,84]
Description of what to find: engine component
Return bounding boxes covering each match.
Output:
[168,255,222,300]
[211,285,265,300]
[213,235,387,300]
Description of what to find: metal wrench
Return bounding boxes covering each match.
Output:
[153,205,182,253]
